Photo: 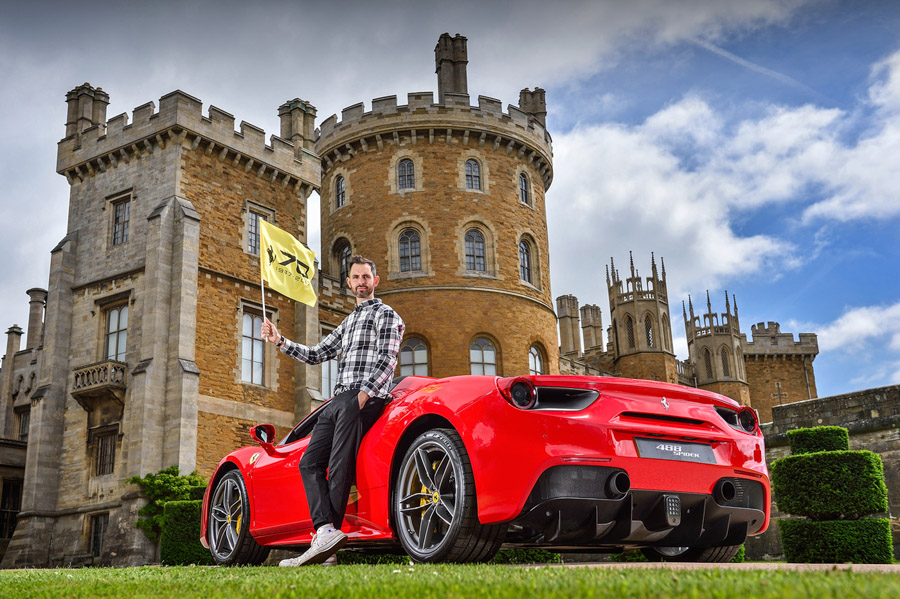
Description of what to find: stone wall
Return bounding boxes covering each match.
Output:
[745,384,900,559]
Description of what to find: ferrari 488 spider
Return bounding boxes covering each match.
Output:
[200,374,770,564]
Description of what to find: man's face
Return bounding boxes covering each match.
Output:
[348,263,379,300]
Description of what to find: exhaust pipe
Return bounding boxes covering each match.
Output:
[714,479,736,504]
[606,471,631,498]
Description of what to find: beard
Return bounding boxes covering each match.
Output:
[354,285,372,299]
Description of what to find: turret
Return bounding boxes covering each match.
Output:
[25,288,47,349]
[435,33,468,103]
[557,295,582,356]
[278,98,317,155]
[519,88,547,126]
[65,83,109,139]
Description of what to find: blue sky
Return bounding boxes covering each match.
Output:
[1,0,898,397]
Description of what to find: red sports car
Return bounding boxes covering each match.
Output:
[200,375,770,564]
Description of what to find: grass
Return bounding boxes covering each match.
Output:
[1,564,899,599]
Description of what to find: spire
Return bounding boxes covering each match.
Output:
[733,294,739,318]
[706,290,712,314]
[610,257,617,283]
[725,290,731,314]
[651,252,658,279]
[606,264,610,287]
[682,300,687,319]
[661,256,666,280]
[629,251,635,278]
[688,294,694,318]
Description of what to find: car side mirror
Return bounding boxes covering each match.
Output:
[251,424,277,454]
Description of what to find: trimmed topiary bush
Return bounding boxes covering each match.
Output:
[772,425,893,563]
[770,450,888,519]
[160,500,214,565]
[787,426,849,454]
[779,519,893,564]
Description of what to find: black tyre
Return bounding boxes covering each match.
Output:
[207,470,269,565]
[641,544,741,563]
[393,428,505,563]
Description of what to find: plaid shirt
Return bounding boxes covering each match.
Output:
[280,298,405,399]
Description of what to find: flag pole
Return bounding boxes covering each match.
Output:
[260,278,267,325]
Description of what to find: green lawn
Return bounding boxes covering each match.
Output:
[1,564,899,599]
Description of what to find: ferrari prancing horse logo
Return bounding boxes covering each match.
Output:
[249,452,261,465]
[661,397,670,411]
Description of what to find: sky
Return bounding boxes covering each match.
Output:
[1,0,899,398]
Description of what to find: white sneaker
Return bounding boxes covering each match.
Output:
[278,528,347,567]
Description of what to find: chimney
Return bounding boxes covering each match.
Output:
[65,83,109,138]
[580,304,603,350]
[435,33,468,103]
[518,88,547,126]
[279,98,318,156]
[25,288,47,349]
[556,295,583,356]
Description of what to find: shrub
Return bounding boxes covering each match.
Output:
[780,519,893,564]
[771,451,888,519]
[160,500,214,565]
[787,426,849,454]
[127,466,207,541]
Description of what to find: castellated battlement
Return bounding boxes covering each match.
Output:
[314,91,553,189]
[57,85,320,195]
[741,321,819,357]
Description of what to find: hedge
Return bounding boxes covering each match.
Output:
[787,426,849,454]
[771,450,888,519]
[780,518,894,564]
[160,500,214,566]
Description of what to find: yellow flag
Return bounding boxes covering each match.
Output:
[260,220,317,306]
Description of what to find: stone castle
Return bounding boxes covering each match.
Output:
[1,33,892,566]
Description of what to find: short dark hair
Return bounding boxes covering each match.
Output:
[348,254,376,277]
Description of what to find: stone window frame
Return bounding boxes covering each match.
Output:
[386,218,432,281]
[625,315,636,350]
[399,336,430,377]
[398,228,422,273]
[335,175,346,209]
[107,190,132,248]
[661,313,671,352]
[455,217,499,279]
[397,158,416,190]
[388,150,424,195]
[528,343,546,375]
[469,334,501,376]
[516,231,542,290]
[516,166,535,208]
[720,345,733,378]
[95,430,117,476]
[0,478,23,540]
[330,167,353,213]
[643,312,656,349]
[331,235,354,285]
[242,200,275,257]
[457,150,490,194]
[237,300,279,390]
[88,512,109,558]
[15,406,29,443]
[95,290,132,363]
[703,347,714,379]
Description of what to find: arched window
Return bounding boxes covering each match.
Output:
[470,337,497,375]
[529,345,544,375]
[519,240,532,283]
[721,347,731,377]
[335,175,346,208]
[335,240,352,284]
[519,172,530,205]
[465,229,486,271]
[465,159,481,190]
[704,348,713,379]
[398,158,415,190]
[645,315,654,348]
[662,314,671,351]
[399,338,428,376]
[399,229,421,272]
[625,315,635,349]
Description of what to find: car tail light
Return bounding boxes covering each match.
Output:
[738,407,758,433]
[499,377,536,409]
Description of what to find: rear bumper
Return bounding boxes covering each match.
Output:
[507,465,767,548]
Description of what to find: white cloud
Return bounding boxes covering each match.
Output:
[802,301,900,352]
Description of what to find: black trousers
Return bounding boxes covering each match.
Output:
[299,388,385,530]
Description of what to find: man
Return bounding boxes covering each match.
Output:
[261,255,405,566]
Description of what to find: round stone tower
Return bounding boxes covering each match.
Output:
[314,33,557,378]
